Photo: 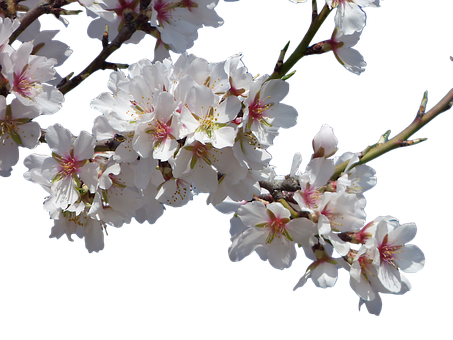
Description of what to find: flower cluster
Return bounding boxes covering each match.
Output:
[0,17,68,176]
[23,53,298,252]
[82,0,223,59]
[4,0,428,316]
[228,125,425,315]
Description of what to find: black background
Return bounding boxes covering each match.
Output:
[0,0,453,318]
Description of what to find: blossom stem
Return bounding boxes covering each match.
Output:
[57,14,159,95]
[331,88,453,179]
[269,3,332,80]
[278,198,299,219]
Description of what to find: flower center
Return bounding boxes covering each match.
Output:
[154,0,175,24]
[13,70,43,99]
[248,99,269,122]
[147,119,171,141]
[261,212,291,244]
[301,183,321,209]
[378,236,403,267]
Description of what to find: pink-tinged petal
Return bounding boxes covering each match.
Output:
[73,130,96,160]
[394,244,425,273]
[378,262,402,293]
[312,262,338,288]
[16,121,41,149]
[46,124,72,156]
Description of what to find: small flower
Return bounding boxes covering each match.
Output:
[327,0,375,35]
[324,28,366,75]
[0,97,41,176]
[44,124,97,209]
[243,76,298,144]
[229,201,316,269]
[2,41,64,113]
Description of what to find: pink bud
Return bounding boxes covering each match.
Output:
[312,124,338,158]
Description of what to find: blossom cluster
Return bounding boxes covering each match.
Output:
[1,0,427,316]
[0,17,69,176]
[228,125,425,315]
[82,0,224,59]
[23,52,298,254]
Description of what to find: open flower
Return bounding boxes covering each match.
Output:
[43,124,97,209]
[0,97,41,176]
[2,41,64,113]
[325,28,366,75]
[229,201,316,269]
[327,0,375,35]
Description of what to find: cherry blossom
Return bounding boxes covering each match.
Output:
[324,28,366,75]
[229,201,316,269]
[42,124,97,210]
[326,0,375,35]
[243,76,297,144]
[2,41,64,114]
[0,97,42,176]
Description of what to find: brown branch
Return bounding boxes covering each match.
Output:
[9,0,55,43]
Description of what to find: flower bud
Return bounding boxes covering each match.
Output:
[312,124,338,158]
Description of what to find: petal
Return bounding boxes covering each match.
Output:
[73,130,95,160]
[85,219,105,253]
[377,262,402,293]
[267,237,296,269]
[334,47,366,75]
[46,124,72,156]
[0,139,19,175]
[228,227,267,262]
[237,201,268,227]
[311,262,338,288]
[261,79,289,105]
[293,270,311,291]
[16,121,41,149]
[394,244,425,273]
[389,222,417,245]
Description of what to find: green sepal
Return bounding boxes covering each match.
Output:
[255,222,268,229]
[190,155,197,169]
[10,130,22,145]
[282,228,294,242]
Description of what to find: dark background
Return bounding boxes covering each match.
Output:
[0,0,453,318]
